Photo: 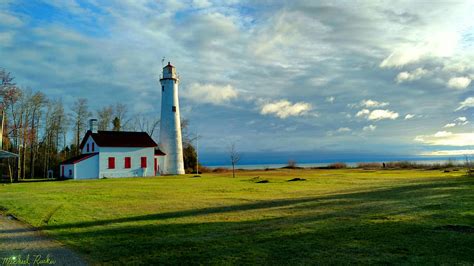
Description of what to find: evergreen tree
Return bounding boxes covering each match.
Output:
[112,117,121,131]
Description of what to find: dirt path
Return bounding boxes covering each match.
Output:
[0,214,87,266]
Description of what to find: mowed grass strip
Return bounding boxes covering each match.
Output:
[0,169,473,264]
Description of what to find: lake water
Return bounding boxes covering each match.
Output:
[205,159,465,170]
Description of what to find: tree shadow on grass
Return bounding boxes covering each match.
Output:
[2,177,474,264]
[47,177,473,228]
[1,177,471,234]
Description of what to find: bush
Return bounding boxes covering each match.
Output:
[282,160,302,169]
[196,165,212,173]
[212,167,230,173]
[357,162,382,169]
[327,162,347,169]
[288,160,297,168]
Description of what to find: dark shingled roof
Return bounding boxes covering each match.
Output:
[79,130,158,149]
[155,148,166,156]
[61,153,98,165]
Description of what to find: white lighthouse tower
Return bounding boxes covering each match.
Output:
[159,62,185,175]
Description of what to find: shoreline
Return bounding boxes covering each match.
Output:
[205,158,469,170]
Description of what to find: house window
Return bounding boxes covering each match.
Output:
[108,157,115,169]
[86,143,90,152]
[124,157,131,169]
[141,157,147,168]
[172,106,176,112]
[69,169,72,177]
[92,143,95,152]
[162,85,164,91]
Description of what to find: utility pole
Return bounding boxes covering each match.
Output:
[196,131,199,174]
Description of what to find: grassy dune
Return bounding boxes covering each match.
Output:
[1,169,473,264]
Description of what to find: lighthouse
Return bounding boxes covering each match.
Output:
[158,62,185,175]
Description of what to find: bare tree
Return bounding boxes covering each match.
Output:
[229,142,241,178]
[28,92,46,178]
[0,68,16,93]
[133,114,160,139]
[71,98,91,155]
[42,99,68,178]
[287,159,297,168]
[97,105,113,131]
[465,155,473,176]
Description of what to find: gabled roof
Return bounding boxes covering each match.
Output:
[61,153,98,165]
[79,130,158,149]
[0,150,19,158]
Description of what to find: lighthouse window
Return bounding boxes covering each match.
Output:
[162,85,164,91]
[172,106,176,112]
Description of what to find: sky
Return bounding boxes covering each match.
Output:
[1,0,473,165]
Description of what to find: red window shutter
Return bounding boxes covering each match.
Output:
[154,158,157,175]
[62,166,64,177]
[141,157,147,168]
[124,157,131,169]
[86,143,89,152]
[92,143,95,152]
[108,157,115,169]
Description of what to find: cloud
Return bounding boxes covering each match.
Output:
[415,131,474,146]
[0,11,23,27]
[260,99,312,119]
[456,97,474,111]
[404,114,415,120]
[0,31,14,46]
[356,109,399,121]
[395,68,428,83]
[434,131,451,137]
[356,109,370,117]
[380,31,460,68]
[325,96,335,103]
[361,99,389,108]
[455,117,468,126]
[184,83,238,105]
[444,123,456,128]
[447,77,471,89]
[368,109,399,121]
[443,117,468,128]
[363,125,376,131]
[337,127,351,133]
[420,150,474,156]
[192,0,212,8]
[380,46,425,68]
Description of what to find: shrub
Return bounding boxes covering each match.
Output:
[385,161,419,169]
[212,167,230,173]
[327,162,347,169]
[288,160,297,168]
[282,160,302,169]
[196,165,212,173]
[357,162,382,169]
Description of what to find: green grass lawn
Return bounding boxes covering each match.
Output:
[1,169,473,265]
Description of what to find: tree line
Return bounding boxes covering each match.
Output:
[1,68,199,181]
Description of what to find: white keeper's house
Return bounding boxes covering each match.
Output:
[60,119,165,180]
